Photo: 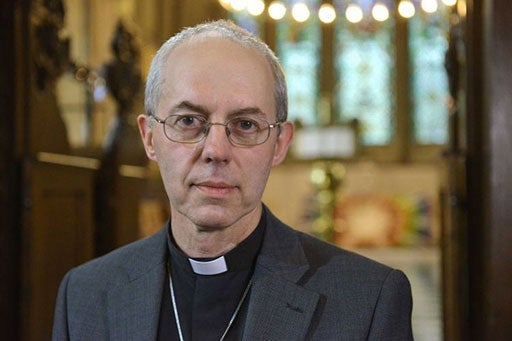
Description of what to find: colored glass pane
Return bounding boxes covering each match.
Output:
[276,0,321,125]
[409,9,450,145]
[335,18,396,145]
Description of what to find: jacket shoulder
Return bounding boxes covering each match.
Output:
[67,227,168,288]
[299,230,392,277]
[266,209,406,293]
[265,207,393,280]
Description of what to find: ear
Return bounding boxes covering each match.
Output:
[272,121,294,167]
[137,114,158,161]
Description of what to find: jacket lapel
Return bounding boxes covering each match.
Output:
[243,208,320,340]
[107,229,168,340]
[243,265,320,340]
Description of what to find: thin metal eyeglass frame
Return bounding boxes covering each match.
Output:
[149,114,282,147]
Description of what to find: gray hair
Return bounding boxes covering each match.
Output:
[144,20,288,122]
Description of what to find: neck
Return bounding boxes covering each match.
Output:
[170,206,262,258]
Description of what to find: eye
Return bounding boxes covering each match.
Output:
[231,117,261,132]
[171,115,205,129]
[179,116,195,126]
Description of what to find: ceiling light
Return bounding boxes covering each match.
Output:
[398,0,416,18]
[231,0,248,11]
[372,2,390,22]
[319,3,336,24]
[268,1,286,20]
[442,0,457,6]
[292,2,310,23]
[346,4,363,23]
[218,0,232,11]
[421,0,439,13]
[247,0,265,16]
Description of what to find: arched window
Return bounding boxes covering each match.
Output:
[335,15,395,145]
[229,0,453,159]
[276,0,321,125]
[409,9,450,145]
[230,1,321,126]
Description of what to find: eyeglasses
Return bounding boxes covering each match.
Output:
[150,114,281,147]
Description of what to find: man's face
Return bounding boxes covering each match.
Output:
[139,36,293,232]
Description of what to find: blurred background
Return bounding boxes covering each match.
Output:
[1,0,511,340]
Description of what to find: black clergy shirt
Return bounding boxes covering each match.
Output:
[157,211,266,341]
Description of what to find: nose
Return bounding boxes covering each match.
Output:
[201,123,232,163]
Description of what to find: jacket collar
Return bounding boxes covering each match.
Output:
[242,206,320,340]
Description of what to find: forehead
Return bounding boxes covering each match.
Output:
[169,35,269,73]
[158,35,276,116]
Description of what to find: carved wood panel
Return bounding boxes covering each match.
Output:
[22,157,96,340]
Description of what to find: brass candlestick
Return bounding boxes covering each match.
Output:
[310,161,346,242]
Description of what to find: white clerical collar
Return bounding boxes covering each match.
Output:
[188,256,228,275]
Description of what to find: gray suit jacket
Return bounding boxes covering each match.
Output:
[52,207,413,340]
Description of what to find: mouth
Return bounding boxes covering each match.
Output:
[193,181,237,196]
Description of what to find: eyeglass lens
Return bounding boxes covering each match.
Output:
[162,115,275,146]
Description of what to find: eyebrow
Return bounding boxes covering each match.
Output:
[228,107,265,118]
[170,101,210,116]
[170,101,266,118]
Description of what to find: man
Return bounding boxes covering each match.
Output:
[53,20,413,340]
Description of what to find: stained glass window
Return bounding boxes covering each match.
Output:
[409,9,450,145]
[230,10,261,36]
[231,0,451,152]
[276,0,321,125]
[335,11,395,146]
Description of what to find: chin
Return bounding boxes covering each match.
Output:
[194,202,260,229]
[188,206,238,229]
[193,217,234,231]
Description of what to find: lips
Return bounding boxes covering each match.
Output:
[193,181,237,196]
